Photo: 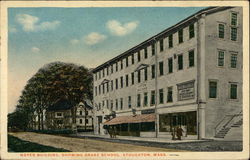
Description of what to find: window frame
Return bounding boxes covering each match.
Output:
[159,61,164,76]
[217,50,225,67]
[168,34,173,48]
[178,29,183,43]
[177,54,184,70]
[229,82,238,100]
[209,80,218,99]
[160,39,164,52]
[218,23,225,39]
[188,50,195,67]
[189,23,195,39]
[159,88,164,104]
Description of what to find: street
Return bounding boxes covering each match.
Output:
[9,132,185,152]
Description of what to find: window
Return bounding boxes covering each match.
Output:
[189,50,194,67]
[128,96,132,109]
[102,84,105,94]
[132,54,134,64]
[159,89,164,104]
[86,119,89,124]
[144,48,148,59]
[138,51,141,62]
[120,98,123,110]
[137,94,141,107]
[218,50,225,67]
[230,83,237,99]
[209,81,217,98]
[115,78,118,89]
[111,80,113,91]
[98,85,101,95]
[167,87,173,102]
[231,12,238,26]
[116,62,118,72]
[115,99,118,110]
[144,68,148,81]
[231,53,237,68]
[159,61,164,76]
[218,24,225,39]
[111,100,113,111]
[151,64,155,79]
[95,86,97,96]
[80,119,82,124]
[231,27,237,41]
[106,82,109,92]
[106,67,109,75]
[178,29,183,43]
[160,39,164,52]
[95,74,97,81]
[169,34,173,48]
[168,58,173,73]
[126,74,129,87]
[189,24,195,38]
[103,69,105,77]
[138,70,141,83]
[120,76,123,88]
[143,92,148,107]
[131,72,134,85]
[111,64,113,73]
[56,112,62,117]
[120,60,123,70]
[126,57,129,67]
[106,100,109,109]
[151,44,155,56]
[150,90,155,106]
[178,54,183,70]
[86,111,88,116]
[102,101,105,108]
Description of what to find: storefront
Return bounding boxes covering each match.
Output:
[159,111,197,135]
[103,114,155,137]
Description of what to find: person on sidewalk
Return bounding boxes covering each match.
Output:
[171,127,176,140]
[176,126,183,140]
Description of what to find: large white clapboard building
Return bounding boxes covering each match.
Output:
[92,7,242,140]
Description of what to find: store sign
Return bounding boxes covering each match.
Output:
[141,109,155,114]
[177,80,195,101]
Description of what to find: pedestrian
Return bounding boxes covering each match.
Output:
[171,127,176,140]
[176,126,183,140]
[107,126,112,138]
[113,126,117,138]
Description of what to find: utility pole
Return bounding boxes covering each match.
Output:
[153,37,159,138]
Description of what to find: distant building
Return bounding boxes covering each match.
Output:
[32,99,94,131]
[92,7,242,140]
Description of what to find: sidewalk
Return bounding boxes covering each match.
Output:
[72,132,210,144]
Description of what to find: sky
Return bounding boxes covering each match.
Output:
[8,7,206,113]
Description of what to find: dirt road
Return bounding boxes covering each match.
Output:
[9,132,184,152]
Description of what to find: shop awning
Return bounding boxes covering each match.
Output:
[103,114,156,125]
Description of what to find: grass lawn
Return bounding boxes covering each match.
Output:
[8,134,70,152]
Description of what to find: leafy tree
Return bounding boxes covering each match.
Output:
[8,61,93,130]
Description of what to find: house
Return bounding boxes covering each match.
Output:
[92,7,242,140]
[44,98,94,131]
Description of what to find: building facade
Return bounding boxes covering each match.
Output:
[92,7,242,139]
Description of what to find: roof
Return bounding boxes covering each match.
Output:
[47,98,72,111]
[92,7,233,73]
[103,113,156,125]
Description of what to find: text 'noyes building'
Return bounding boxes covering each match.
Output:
[92,7,242,140]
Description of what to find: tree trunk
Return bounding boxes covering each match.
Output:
[38,112,41,130]
[41,109,44,130]
[85,107,87,131]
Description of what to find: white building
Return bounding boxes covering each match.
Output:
[92,7,242,140]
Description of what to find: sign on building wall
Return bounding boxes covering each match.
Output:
[177,80,195,101]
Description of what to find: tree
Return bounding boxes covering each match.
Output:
[9,61,93,131]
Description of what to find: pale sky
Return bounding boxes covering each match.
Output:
[8,7,206,113]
